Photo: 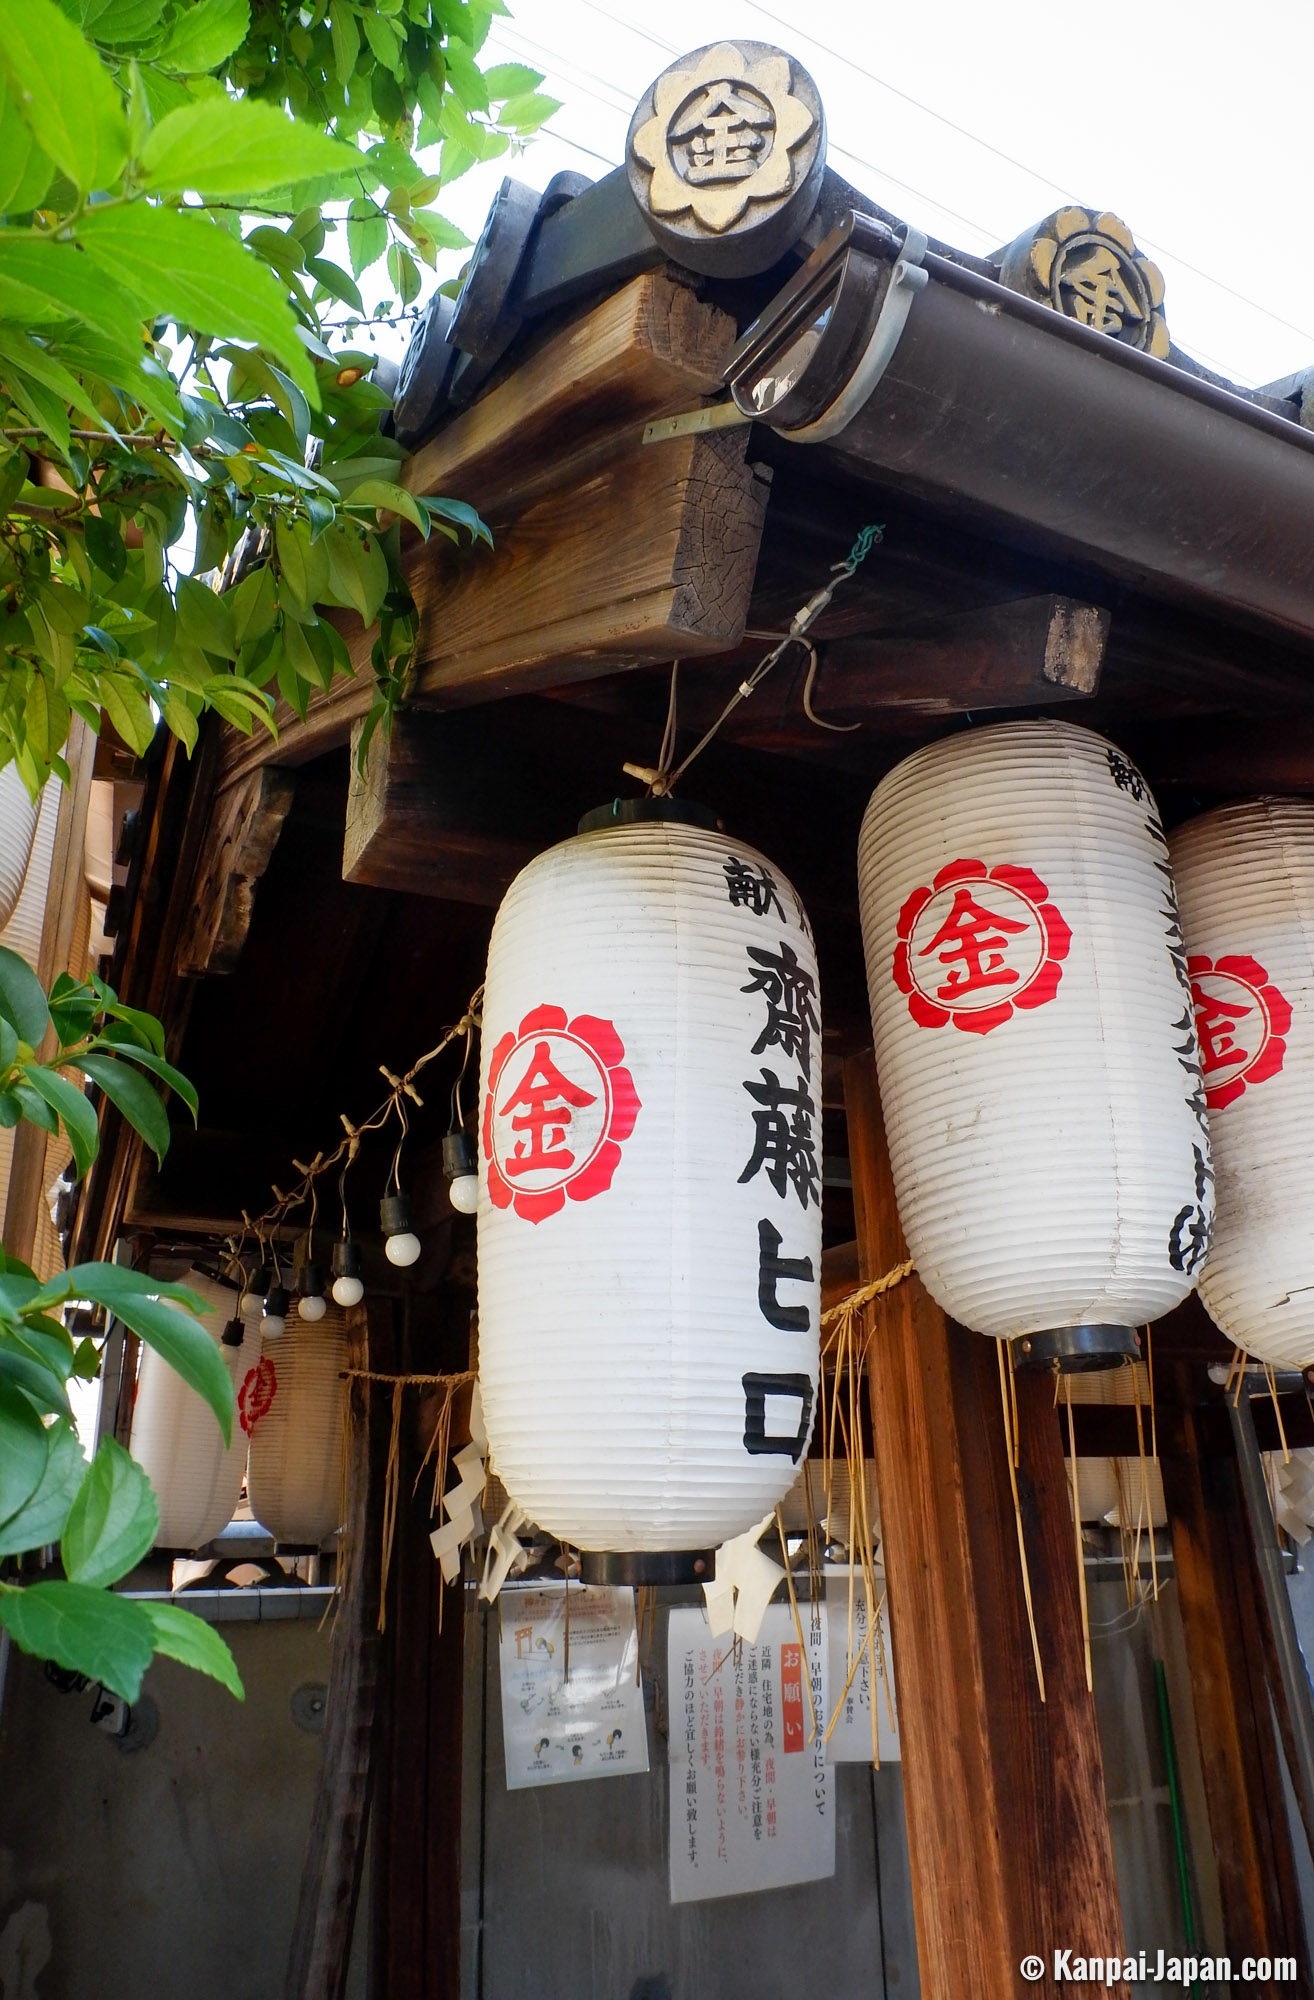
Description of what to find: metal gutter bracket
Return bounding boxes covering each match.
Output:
[782,228,928,443]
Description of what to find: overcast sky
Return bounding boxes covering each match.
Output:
[416,0,1313,392]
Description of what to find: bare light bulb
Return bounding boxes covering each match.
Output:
[448,1173,479,1216]
[332,1274,365,1307]
[263,1313,286,1336]
[298,1293,327,1322]
[384,1231,421,1267]
[239,1291,264,1320]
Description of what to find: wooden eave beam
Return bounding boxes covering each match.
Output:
[217,271,764,791]
[817,593,1108,713]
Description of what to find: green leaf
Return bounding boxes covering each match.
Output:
[0,1382,50,1527]
[155,0,249,71]
[0,92,53,213]
[497,91,561,134]
[18,1063,99,1178]
[323,523,387,623]
[75,206,317,404]
[138,93,359,198]
[0,239,145,355]
[385,242,420,304]
[424,495,493,546]
[96,671,156,756]
[329,2,359,86]
[0,0,129,194]
[62,1437,158,1587]
[0,1421,85,1558]
[10,1082,58,1136]
[142,1600,244,1698]
[344,477,429,537]
[227,564,277,647]
[161,691,199,755]
[76,1051,170,1162]
[0,945,50,1044]
[481,61,543,98]
[360,8,401,69]
[0,1580,155,1702]
[346,201,387,278]
[47,1266,233,1445]
[305,256,363,313]
[175,576,237,660]
[0,1016,18,1071]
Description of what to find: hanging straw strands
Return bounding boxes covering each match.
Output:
[997,1340,1046,1703]
[816,1259,914,1763]
[339,1366,477,1633]
[226,989,484,1268]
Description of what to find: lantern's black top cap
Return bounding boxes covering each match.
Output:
[577,797,719,835]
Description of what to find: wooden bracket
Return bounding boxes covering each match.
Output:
[819,593,1108,715]
[176,766,295,978]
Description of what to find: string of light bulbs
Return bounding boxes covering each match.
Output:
[220,989,483,1334]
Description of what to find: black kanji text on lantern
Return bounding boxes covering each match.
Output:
[757,1219,814,1331]
[743,939,820,1072]
[739,1068,821,1209]
[742,1371,814,1460]
[724,853,786,919]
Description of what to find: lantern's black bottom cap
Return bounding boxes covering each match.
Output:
[578,798,719,835]
[579,1550,714,1586]
[1012,1324,1142,1373]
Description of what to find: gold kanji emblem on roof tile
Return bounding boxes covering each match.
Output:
[999,207,1169,357]
[627,42,825,272]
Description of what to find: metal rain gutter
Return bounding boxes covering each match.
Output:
[725,214,1314,645]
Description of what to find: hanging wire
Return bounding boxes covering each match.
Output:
[231,987,484,1250]
[649,525,884,795]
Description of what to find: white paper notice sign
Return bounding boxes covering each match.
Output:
[498,1583,650,1790]
[667,1603,833,1904]
[823,1571,900,1764]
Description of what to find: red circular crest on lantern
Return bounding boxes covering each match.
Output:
[1187,953,1291,1110]
[239,1355,278,1434]
[482,1005,641,1224]
[893,858,1072,1035]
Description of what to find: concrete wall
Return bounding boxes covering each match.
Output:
[0,1618,367,2000]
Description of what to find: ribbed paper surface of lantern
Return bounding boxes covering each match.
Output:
[0,761,42,931]
[858,720,1213,1340]
[130,1270,259,1550]
[1073,1456,1167,1528]
[1171,799,1314,1367]
[245,1308,349,1547]
[477,818,822,1551]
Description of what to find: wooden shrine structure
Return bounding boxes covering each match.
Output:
[59,35,1314,2000]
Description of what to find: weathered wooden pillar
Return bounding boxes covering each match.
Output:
[1157,1371,1311,1992]
[844,1050,1127,1997]
[285,1299,390,2000]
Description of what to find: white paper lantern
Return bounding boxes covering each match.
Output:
[245,1307,349,1546]
[0,762,41,932]
[130,1269,260,1550]
[1170,800,1314,1368]
[477,806,822,1551]
[1072,1457,1167,1528]
[857,720,1213,1364]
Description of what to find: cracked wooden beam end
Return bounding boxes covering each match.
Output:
[176,766,295,977]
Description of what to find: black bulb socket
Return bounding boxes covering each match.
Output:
[264,1284,291,1318]
[331,1238,362,1280]
[380,1193,415,1236]
[442,1130,476,1181]
[295,1260,324,1300]
[221,1316,246,1347]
